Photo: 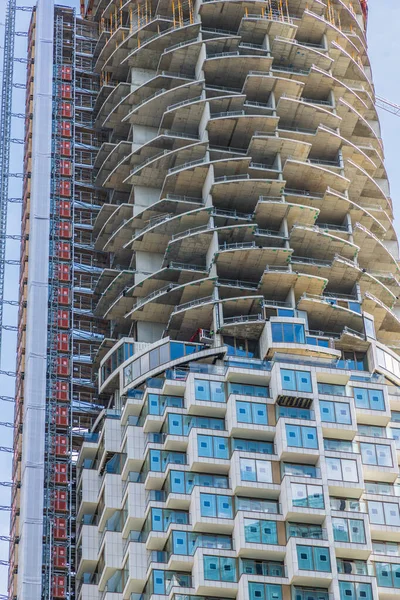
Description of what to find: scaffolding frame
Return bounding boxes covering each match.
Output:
[0,0,16,360]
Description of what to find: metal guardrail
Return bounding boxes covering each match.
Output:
[214,174,250,182]
[163,37,200,54]
[172,295,214,313]
[134,283,181,310]
[171,223,212,241]
[218,278,258,289]
[169,261,208,271]
[223,313,263,324]
[285,187,324,198]
[166,193,203,203]
[166,95,203,111]
[168,157,207,174]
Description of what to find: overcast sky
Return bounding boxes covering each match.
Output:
[0,0,399,593]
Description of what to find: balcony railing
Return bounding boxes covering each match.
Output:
[223,314,264,325]
[287,526,328,541]
[171,224,211,241]
[276,406,315,421]
[172,295,214,314]
[330,498,367,513]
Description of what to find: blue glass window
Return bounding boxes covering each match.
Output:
[169,471,229,494]
[232,439,274,455]
[281,369,312,393]
[197,435,229,459]
[244,519,278,544]
[229,382,269,397]
[194,379,225,402]
[353,387,385,411]
[339,582,372,600]
[153,570,165,594]
[170,342,185,361]
[272,322,305,344]
[240,458,272,483]
[332,518,365,544]
[291,483,324,509]
[248,583,282,600]
[318,382,346,396]
[376,562,400,588]
[297,545,331,572]
[236,400,268,425]
[320,400,351,424]
[203,556,237,582]
[172,531,188,555]
[286,425,318,449]
[200,493,233,519]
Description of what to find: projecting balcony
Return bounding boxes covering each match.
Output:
[290,224,358,262]
[229,451,280,500]
[207,110,279,149]
[297,292,363,334]
[300,9,362,60]
[362,292,400,347]
[270,36,331,71]
[125,276,214,324]
[276,95,339,132]
[372,271,400,300]
[125,141,208,187]
[354,222,400,274]
[242,70,302,104]
[283,156,350,195]
[164,294,216,340]
[254,197,318,231]
[214,241,292,280]
[101,70,194,128]
[258,266,326,303]
[218,296,266,338]
[200,4,296,43]
[203,50,273,89]
[210,174,284,212]
[95,81,132,130]
[225,395,275,441]
[119,262,208,316]
[96,194,205,255]
[162,217,271,265]
[94,204,133,248]
[94,24,131,73]
[94,141,129,183]
[120,21,202,71]
[337,94,382,148]
[289,254,359,295]
[128,207,213,253]
[330,39,372,90]
[94,270,136,318]
[122,80,204,128]
[358,270,399,308]
[101,20,195,78]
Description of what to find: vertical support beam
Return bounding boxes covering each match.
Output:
[17,1,54,599]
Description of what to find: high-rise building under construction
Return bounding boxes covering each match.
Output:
[13,1,400,600]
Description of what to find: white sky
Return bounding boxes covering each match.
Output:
[0,0,399,593]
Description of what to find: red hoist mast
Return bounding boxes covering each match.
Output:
[360,0,368,29]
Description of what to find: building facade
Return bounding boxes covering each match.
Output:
[15,0,400,600]
[75,0,400,599]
